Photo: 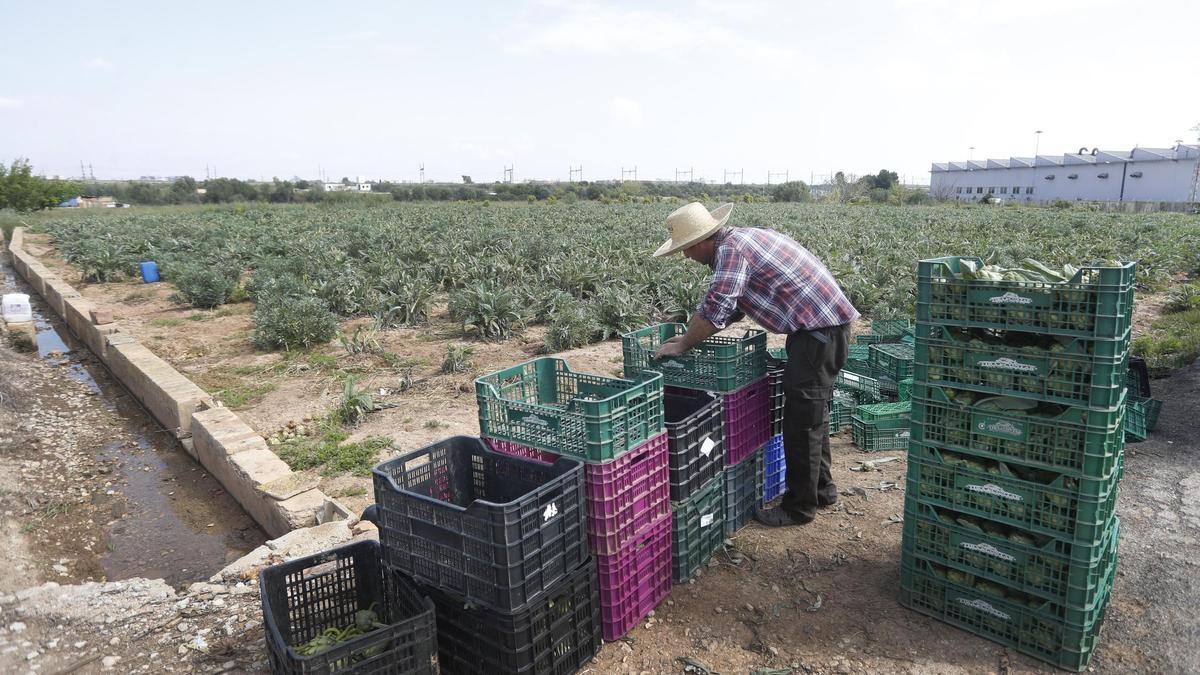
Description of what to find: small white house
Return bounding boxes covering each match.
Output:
[931,144,1200,204]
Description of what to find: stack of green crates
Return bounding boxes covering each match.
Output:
[903,256,1136,671]
[851,401,911,452]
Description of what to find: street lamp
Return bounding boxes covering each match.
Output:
[1034,130,1043,158]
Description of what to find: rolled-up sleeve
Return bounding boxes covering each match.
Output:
[697,246,749,329]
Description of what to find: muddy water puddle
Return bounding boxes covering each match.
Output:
[5,261,266,586]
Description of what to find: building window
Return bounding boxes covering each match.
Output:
[988,187,995,194]
[1000,187,1008,194]
[1026,187,1034,194]
[1097,173,1109,179]
[956,187,962,194]
[976,187,983,194]
[1013,186,1020,193]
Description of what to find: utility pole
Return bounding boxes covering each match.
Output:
[621,166,638,182]
[569,166,582,182]
[675,167,693,183]
[723,168,744,184]
[767,170,788,185]
[503,165,514,183]
[419,164,425,183]
[80,161,87,182]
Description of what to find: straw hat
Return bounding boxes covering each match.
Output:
[652,202,734,257]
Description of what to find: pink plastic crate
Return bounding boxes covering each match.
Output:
[720,377,769,465]
[483,436,560,464]
[486,433,670,556]
[596,515,672,641]
[585,432,670,556]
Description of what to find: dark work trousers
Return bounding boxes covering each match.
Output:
[779,323,851,520]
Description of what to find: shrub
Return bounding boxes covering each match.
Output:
[338,324,382,355]
[171,263,240,309]
[590,284,651,341]
[1164,282,1200,314]
[543,297,596,353]
[373,271,436,326]
[252,296,339,350]
[334,375,376,426]
[441,343,475,374]
[449,282,524,339]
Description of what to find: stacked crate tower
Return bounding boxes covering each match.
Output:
[474,357,671,643]
[622,324,769,573]
[902,256,1135,671]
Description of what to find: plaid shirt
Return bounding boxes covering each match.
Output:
[697,227,859,333]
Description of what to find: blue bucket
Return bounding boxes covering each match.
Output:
[139,261,160,283]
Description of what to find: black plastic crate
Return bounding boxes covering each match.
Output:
[373,436,588,613]
[426,559,601,675]
[665,389,726,502]
[723,447,764,537]
[260,540,436,675]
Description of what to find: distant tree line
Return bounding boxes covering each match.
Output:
[2,158,929,210]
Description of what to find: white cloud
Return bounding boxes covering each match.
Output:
[507,6,798,61]
[608,96,644,128]
[0,97,22,109]
[86,56,113,69]
[329,30,413,56]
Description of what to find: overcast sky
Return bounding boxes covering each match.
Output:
[3,0,1198,185]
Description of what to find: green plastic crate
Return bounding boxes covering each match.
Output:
[916,256,1136,340]
[905,442,1121,544]
[899,377,914,402]
[871,318,916,338]
[622,323,767,393]
[830,392,855,434]
[476,357,664,462]
[855,334,882,345]
[909,384,1125,479]
[671,474,725,583]
[1123,396,1162,442]
[850,416,911,452]
[855,401,912,425]
[902,499,1119,607]
[913,324,1129,409]
[870,342,915,382]
[900,552,1114,672]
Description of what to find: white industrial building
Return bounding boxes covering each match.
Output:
[930,144,1200,205]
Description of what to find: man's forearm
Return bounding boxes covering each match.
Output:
[680,313,719,350]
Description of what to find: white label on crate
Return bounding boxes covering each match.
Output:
[700,513,714,527]
[957,597,1011,620]
[842,372,861,383]
[965,483,1023,501]
[894,430,911,439]
[961,542,1016,562]
[989,292,1033,305]
[700,436,716,457]
[978,420,1024,437]
[661,359,686,369]
[521,414,551,427]
[978,357,1038,373]
[542,502,559,522]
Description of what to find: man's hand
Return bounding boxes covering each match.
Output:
[655,336,689,359]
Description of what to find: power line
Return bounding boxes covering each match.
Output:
[569,166,582,182]
[723,168,744,184]
[674,167,693,183]
[621,166,638,181]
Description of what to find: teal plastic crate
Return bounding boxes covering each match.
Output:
[913,324,1129,409]
[672,475,725,583]
[916,256,1136,340]
[476,357,664,462]
[1123,396,1162,442]
[870,342,915,382]
[900,552,1114,672]
[871,318,915,338]
[902,499,1119,607]
[850,416,911,452]
[855,401,912,427]
[905,442,1121,544]
[723,448,764,537]
[622,323,767,393]
[899,377,914,402]
[830,391,855,434]
[909,384,1125,479]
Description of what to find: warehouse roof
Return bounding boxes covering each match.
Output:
[932,144,1200,171]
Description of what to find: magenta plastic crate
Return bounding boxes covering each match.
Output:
[485,434,670,556]
[585,432,670,556]
[720,377,770,466]
[483,436,560,465]
[596,515,672,641]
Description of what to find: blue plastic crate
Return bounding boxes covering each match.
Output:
[763,435,786,502]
